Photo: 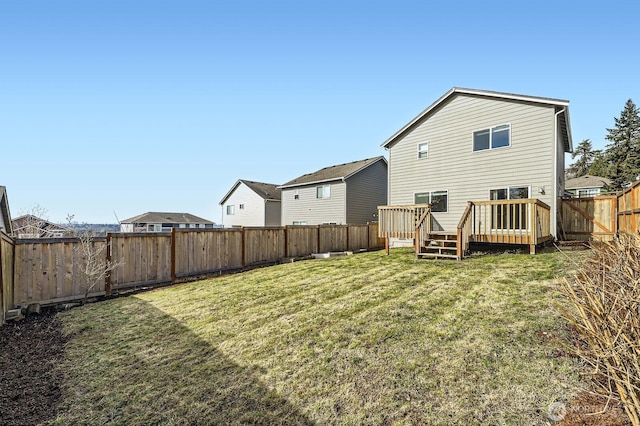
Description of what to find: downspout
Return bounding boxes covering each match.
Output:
[553,108,565,240]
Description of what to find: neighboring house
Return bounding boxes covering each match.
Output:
[565,175,612,197]
[279,157,388,225]
[120,212,216,232]
[380,87,573,255]
[11,214,72,238]
[219,180,281,228]
[0,186,12,235]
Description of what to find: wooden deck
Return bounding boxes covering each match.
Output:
[378,199,552,260]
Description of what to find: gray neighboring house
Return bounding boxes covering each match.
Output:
[382,87,573,239]
[565,175,612,197]
[120,212,216,232]
[0,186,12,235]
[279,156,388,225]
[219,180,281,227]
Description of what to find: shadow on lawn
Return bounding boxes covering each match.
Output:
[58,297,314,425]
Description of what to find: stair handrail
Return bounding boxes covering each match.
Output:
[456,202,474,260]
[414,206,431,254]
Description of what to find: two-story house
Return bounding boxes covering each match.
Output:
[280,157,388,225]
[219,180,281,227]
[379,87,573,258]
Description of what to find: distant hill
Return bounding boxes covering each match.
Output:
[64,223,121,236]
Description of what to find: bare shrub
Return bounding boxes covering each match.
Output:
[559,234,640,425]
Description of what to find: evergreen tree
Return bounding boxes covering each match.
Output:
[588,150,610,178]
[604,99,640,189]
[567,139,596,178]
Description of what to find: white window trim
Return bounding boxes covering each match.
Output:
[226,205,235,215]
[417,142,429,159]
[472,123,511,152]
[487,185,531,200]
[413,190,449,213]
[316,184,331,199]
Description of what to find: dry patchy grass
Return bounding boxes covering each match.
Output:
[54,249,583,425]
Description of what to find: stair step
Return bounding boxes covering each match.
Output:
[423,245,457,252]
[426,240,458,245]
[417,252,459,259]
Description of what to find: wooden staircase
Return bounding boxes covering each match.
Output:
[417,233,459,260]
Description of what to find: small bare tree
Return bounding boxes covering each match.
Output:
[66,215,123,303]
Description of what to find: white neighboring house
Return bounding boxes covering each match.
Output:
[219,180,281,227]
[564,175,612,197]
[120,212,216,232]
[0,186,12,235]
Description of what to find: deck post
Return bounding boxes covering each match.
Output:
[385,237,389,255]
[529,201,536,255]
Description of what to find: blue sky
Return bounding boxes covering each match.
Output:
[1,0,639,224]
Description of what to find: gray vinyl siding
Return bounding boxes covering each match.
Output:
[221,182,266,227]
[346,160,388,224]
[281,181,346,225]
[388,93,558,235]
[264,200,282,226]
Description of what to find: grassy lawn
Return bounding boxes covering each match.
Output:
[54,248,584,425]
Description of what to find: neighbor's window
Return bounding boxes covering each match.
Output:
[239,204,245,210]
[316,184,331,199]
[226,205,235,215]
[414,191,448,212]
[417,142,429,159]
[293,221,307,225]
[294,190,299,200]
[473,124,510,151]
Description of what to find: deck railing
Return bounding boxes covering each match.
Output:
[458,199,552,255]
[377,204,431,239]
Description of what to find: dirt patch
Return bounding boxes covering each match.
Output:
[557,392,631,426]
[0,311,67,426]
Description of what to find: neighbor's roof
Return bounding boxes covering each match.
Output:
[279,156,387,189]
[11,214,71,234]
[381,87,573,152]
[219,179,281,205]
[120,212,214,224]
[565,175,612,190]
[0,186,12,234]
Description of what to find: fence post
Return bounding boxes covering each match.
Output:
[105,233,112,296]
[0,233,4,326]
[284,226,289,258]
[171,228,176,283]
[241,227,246,268]
[346,225,350,251]
[317,226,321,254]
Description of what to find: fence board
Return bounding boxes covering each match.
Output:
[110,233,172,289]
[244,227,286,266]
[286,226,318,258]
[319,225,348,253]
[14,238,107,307]
[618,181,640,235]
[1,232,15,323]
[348,225,369,251]
[561,196,616,241]
[173,229,243,278]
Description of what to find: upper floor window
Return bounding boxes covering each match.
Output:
[239,204,245,210]
[316,184,331,199]
[226,205,235,215]
[294,190,299,200]
[473,124,510,152]
[417,142,429,159]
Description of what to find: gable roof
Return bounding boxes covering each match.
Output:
[121,212,214,225]
[219,179,281,205]
[0,186,12,234]
[565,175,612,190]
[279,156,387,189]
[381,87,573,152]
[11,214,72,237]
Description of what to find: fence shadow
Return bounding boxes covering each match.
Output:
[57,296,314,425]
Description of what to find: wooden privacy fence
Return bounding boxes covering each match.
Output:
[0,223,383,317]
[560,196,617,241]
[618,181,640,234]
